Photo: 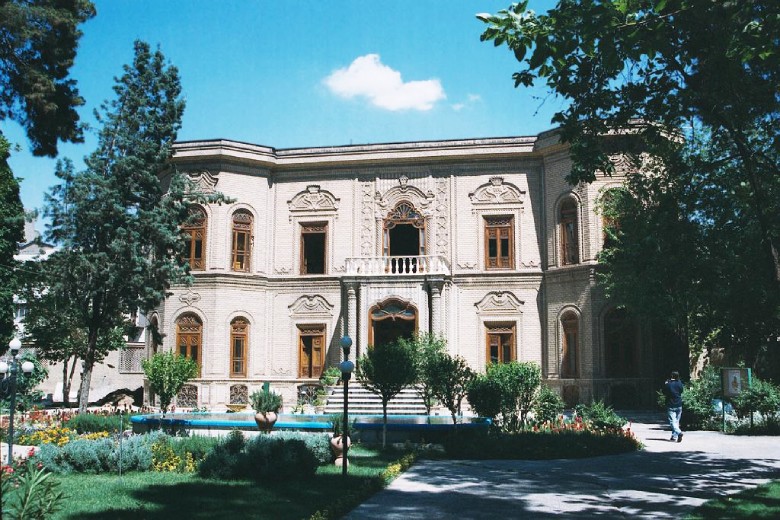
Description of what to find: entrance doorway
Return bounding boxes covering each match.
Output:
[369,299,417,348]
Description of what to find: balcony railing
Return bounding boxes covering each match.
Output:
[345,255,450,276]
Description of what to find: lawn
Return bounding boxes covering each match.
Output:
[43,446,411,520]
[688,480,780,519]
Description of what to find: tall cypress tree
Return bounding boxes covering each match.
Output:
[0,137,25,347]
[44,41,204,412]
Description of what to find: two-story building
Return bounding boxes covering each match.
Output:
[151,129,659,410]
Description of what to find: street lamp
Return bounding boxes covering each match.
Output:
[1,337,35,464]
[338,335,354,478]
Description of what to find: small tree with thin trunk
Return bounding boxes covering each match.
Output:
[425,352,475,424]
[405,333,447,415]
[142,352,198,415]
[356,340,417,448]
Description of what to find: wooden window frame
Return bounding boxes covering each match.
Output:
[485,323,516,364]
[182,208,206,271]
[230,318,248,377]
[559,199,579,265]
[176,315,202,376]
[231,210,252,272]
[300,222,327,275]
[561,312,579,378]
[484,216,514,270]
[298,325,325,379]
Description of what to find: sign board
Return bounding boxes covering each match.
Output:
[721,368,752,398]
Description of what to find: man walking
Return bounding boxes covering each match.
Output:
[663,371,684,442]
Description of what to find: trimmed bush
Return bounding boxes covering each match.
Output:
[198,431,321,481]
[467,374,503,423]
[442,428,642,460]
[732,378,780,428]
[272,431,331,465]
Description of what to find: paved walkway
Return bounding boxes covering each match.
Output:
[345,414,780,519]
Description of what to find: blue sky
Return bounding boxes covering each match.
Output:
[6,0,561,214]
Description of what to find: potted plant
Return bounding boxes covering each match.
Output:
[329,412,351,467]
[250,382,283,432]
[319,366,341,386]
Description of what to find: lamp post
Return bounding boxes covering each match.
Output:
[338,335,354,478]
[1,337,35,464]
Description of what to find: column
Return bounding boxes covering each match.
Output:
[346,282,358,362]
[429,279,444,336]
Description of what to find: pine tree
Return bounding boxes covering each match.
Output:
[43,40,212,412]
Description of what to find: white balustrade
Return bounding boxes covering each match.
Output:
[345,255,450,276]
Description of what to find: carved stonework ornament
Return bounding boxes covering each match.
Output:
[272,367,291,376]
[288,185,339,212]
[475,291,524,313]
[608,154,637,176]
[274,267,290,275]
[186,170,218,194]
[457,262,477,270]
[179,290,201,306]
[289,295,334,317]
[469,177,525,204]
[375,178,435,214]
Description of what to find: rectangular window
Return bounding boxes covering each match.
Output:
[232,336,246,376]
[486,323,516,364]
[232,228,250,271]
[298,325,325,378]
[301,223,327,274]
[484,216,514,269]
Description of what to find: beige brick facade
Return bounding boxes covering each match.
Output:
[148,131,657,409]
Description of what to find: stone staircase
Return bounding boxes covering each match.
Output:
[323,384,426,415]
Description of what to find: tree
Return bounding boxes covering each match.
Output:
[424,352,474,424]
[405,333,447,414]
[480,0,780,371]
[1,0,96,157]
[19,255,125,407]
[142,352,198,415]
[0,136,24,347]
[43,41,218,413]
[356,340,417,448]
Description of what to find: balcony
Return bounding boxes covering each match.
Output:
[345,255,450,276]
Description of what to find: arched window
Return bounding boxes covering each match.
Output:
[559,198,579,265]
[560,311,579,378]
[230,317,248,377]
[231,210,253,272]
[182,207,206,270]
[604,308,638,377]
[176,314,202,375]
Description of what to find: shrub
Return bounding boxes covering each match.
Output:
[198,430,246,480]
[35,434,154,474]
[731,378,780,428]
[533,385,565,424]
[681,366,721,430]
[423,352,474,424]
[172,434,220,463]
[273,431,331,465]
[442,427,642,460]
[574,401,626,429]
[473,361,542,432]
[244,437,318,481]
[64,412,130,434]
[1,459,64,520]
[198,431,322,481]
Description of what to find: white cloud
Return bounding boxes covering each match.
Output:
[451,93,482,112]
[324,54,445,111]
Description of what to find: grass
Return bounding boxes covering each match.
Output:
[687,480,780,519]
[41,445,410,520]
